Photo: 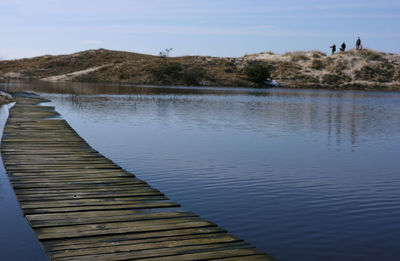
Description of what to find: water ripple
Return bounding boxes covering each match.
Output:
[25,86,400,261]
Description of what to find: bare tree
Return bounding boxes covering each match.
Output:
[159,48,173,58]
[159,48,173,65]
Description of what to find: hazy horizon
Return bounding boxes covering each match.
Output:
[1,0,399,59]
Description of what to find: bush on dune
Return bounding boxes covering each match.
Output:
[243,63,272,86]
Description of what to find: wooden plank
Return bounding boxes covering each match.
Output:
[10,179,146,188]
[10,175,138,182]
[42,227,227,249]
[35,219,216,240]
[46,232,233,252]
[16,190,164,202]
[4,163,119,169]
[48,235,244,259]
[23,201,181,215]
[13,185,156,195]
[20,196,171,209]
[132,250,271,261]
[51,244,257,261]
[27,211,197,227]
[4,159,114,165]
[7,169,129,176]
[13,184,153,193]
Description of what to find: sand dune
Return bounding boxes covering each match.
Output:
[1,48,399,91]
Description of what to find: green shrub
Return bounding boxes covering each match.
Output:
[244,63,272,85]
[151,62,182,81]
[182,66,204,85]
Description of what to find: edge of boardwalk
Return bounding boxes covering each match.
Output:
[1,93,277,261]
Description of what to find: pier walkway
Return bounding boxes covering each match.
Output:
[1,94,273,260]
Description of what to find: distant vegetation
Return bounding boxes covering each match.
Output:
[0,48,399,91]
[244,63,272,86]
[150,48,205,86]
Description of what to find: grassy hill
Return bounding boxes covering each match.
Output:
[1,48,399,90]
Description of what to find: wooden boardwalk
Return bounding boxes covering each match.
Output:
[1,94,274,261]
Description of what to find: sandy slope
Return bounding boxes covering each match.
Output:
[41,64,112,82]
[245,49,400,90]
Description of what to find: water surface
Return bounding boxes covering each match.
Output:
[1,81,400,261]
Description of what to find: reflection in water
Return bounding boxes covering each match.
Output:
[37,88,400,151]
[1,81,400,261]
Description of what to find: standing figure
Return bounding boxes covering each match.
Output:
[330,44,336,55]
[340,42,346,52]
[356,37,362,50]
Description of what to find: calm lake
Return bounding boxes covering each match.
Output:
[1,81,400,261]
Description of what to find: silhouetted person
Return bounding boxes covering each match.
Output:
[340,42,346,52]
[330,44,336,55]
[356,37,362,50]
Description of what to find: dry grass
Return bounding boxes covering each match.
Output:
[310,50,327,59]
[73,53,249,86]
[346,49,386,61]
[0,49,153,78]
[361,49,386,61]
[284,51,310,62]
[354,63,395,82]
[310,59,324,70]
[332,59,350,73]
[272,61,302,79]
[322,73,351,85]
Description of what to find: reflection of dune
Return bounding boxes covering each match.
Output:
[10,83,400,149]
[1,81,399,150]
[1,80,258,96]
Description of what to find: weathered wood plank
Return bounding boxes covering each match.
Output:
[13,184,153,194]
[48,235,245,259]
[10,179,146,188]
[42,227,227,249]
[16,190,164,202]
[23,201,181,215]
[10,175,138,182]
[46,232,232,252]
[14,185,156,195]
[27,211,197,227]
[35,219,216,240]
[51,243,258,261]
[8,169,129,176]
[20,196,171,209]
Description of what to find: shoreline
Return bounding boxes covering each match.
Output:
[2,79,399,95]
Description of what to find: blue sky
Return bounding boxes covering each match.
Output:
[0,0,399,59]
